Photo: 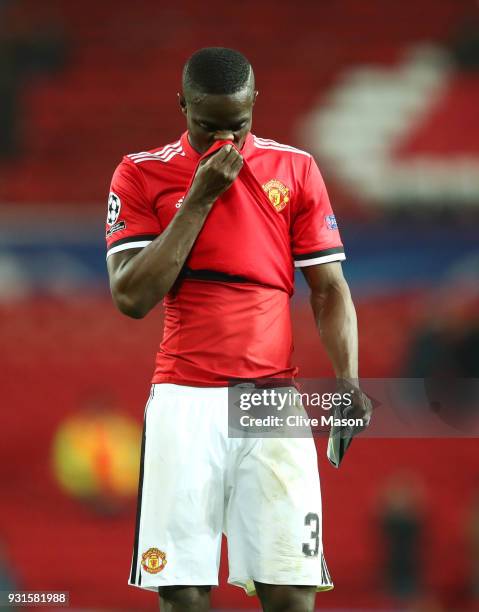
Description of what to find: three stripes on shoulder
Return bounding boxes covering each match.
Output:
[126,137,311,165]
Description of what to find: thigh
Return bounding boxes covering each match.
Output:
[254,582,316,612]
[130,384,227,591]
[159,585,211,612]
[226,435,333,593]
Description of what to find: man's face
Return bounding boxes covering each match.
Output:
[180,87,257,154]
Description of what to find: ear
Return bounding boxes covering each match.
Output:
[178,93,187,115]
[253,90,259,106]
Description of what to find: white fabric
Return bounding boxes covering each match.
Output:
[294,252,346,267]
[129,383,333,595]
[106,240,152,258]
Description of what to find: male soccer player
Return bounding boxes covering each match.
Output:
[106,47,371,612]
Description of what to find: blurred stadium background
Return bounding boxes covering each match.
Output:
[1,0,479,610]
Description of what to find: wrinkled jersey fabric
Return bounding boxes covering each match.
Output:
[106,132,345,385]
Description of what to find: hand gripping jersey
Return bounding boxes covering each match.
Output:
[106,132,345,386]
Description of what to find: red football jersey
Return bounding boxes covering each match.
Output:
[106,132,345,386]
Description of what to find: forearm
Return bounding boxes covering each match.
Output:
[110,191,215,317]
[310,281,358,379]
[108,143,244,318]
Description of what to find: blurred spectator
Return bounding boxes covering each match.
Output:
[0,1,67,158]
[405,263,479,379]
[450,14,479,71]
[404,277,479,434]
[379,473,425,600]
[405,310,479,379]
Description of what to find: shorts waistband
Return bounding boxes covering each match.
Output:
[152,383,230,397]
[152,382,296,398]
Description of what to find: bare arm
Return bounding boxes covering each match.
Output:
[302,261,358,379]
[107,144,243,319]
[302,261,372,427]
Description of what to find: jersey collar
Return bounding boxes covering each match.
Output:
[181,131,254,161]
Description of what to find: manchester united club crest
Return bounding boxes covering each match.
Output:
[262,179,290,212]
[141,548,167,574]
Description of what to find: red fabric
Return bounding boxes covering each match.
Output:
[106,132,343,386]
[156,280,295,385]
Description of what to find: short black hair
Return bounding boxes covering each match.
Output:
[183,47,252,96]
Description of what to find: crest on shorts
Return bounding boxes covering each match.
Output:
[141,548,167,574]
[262,179,290,212]
[107,192,121,226]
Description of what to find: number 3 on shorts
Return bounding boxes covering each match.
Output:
[302,512,319,557]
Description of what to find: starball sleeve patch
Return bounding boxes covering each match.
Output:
[107,192,122,226]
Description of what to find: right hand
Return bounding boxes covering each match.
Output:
[189,144,244,203]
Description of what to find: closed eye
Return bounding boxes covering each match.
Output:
[198,122,217,131]
[197,120,248,132]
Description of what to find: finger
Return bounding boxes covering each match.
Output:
[204,145,231,164]
[213,146,232,161]
[229,154,244,172]
[221,143,235,157]
[343,407,363,421]
[221,152,243,176]
[198,152,223,170]
[222,145,243,164]
[204,145,237,170]
[344,408,371,430]
[343,398,369,420]
[227,159,244,181]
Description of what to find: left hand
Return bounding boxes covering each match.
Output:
[337,380,373,434]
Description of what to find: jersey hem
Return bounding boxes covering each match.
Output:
[151,373,298,387]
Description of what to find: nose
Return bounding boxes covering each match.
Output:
[213,131,234,142]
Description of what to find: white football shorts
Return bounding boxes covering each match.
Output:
[129,383,333,595]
